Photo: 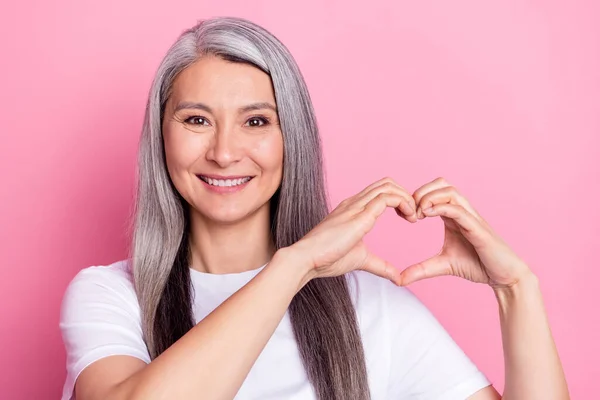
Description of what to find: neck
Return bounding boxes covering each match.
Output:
[188,203,276,274]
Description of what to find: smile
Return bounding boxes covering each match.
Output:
[197,175,253,187]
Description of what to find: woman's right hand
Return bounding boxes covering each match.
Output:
[288,177,419,286]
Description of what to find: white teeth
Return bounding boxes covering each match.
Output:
[201,176,251,187]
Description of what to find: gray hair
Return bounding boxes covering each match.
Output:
[128,16,370,400]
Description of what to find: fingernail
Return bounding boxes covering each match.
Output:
[423,207,434,215]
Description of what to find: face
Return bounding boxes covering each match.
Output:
[162,55,284,224]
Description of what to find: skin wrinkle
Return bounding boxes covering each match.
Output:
[132,17,372,400]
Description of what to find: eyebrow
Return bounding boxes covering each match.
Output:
[173,101,277,114]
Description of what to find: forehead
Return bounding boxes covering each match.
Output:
[169,56,276,108]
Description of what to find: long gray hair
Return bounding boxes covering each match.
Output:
[129,16,370,400]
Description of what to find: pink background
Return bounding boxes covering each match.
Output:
[1,0,598,398]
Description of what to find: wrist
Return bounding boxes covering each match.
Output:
[272,246,317,291]
[493,270,540,309]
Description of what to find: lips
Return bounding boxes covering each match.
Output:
[197,175,253,188]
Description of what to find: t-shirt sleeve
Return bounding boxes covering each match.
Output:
[380,279,492,399]
[59,263,151,400]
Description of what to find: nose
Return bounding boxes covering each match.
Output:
[205,125,243,168]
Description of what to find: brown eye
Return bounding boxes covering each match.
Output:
[184,116,208,125]
[246,117,269,127]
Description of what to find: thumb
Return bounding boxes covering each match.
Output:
[399,255,452,286]
[358,252,402,286]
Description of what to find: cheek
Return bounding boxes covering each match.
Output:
[251,133,284,174]
[163,128,206,178]
[163,131,206,206]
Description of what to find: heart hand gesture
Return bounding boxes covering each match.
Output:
[400,177,533,288]
[291,176,533,290]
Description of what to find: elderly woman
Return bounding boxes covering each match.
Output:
[60,16,569,400]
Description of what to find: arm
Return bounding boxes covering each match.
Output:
[78,248,311,400]
[75,178,411,400]
[468,272,569,400]
[397,177,569,400]
[494,272,568,399]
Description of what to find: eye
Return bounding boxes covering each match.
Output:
[246,116,270,127]
[184,116,209,126]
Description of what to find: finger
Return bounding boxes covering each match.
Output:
[358,252,402,286]
[361,192,405,226]
[416,186,481,221]
[422,203,489,249]
[399,255,452,286]
[334,177,401,215]
[394,200,418,223]
[355,176,398,199]
[355,180,414,207]
[354,181,417,222]
[412,177,453,219]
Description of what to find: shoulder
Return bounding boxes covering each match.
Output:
[63,259,135,296]
[66,258,134,288]
[347,271,492,398]
[60,259,140,326]
[59,260,150,400]
[347,270,464,349]
[347,270,434,327]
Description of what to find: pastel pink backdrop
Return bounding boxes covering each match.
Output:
[1,0,598,398]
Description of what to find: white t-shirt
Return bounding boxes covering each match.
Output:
[60,259,492,400]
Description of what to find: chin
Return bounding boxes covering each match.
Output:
[193,203,254,225]
[208,211,250,224]
[186,187,275,225]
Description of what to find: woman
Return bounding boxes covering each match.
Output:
[60,16,569,400]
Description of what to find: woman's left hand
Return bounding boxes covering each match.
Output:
[399,177,534,288]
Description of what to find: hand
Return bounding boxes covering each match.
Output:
[290,177,418,285]
[401,177,533,288]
